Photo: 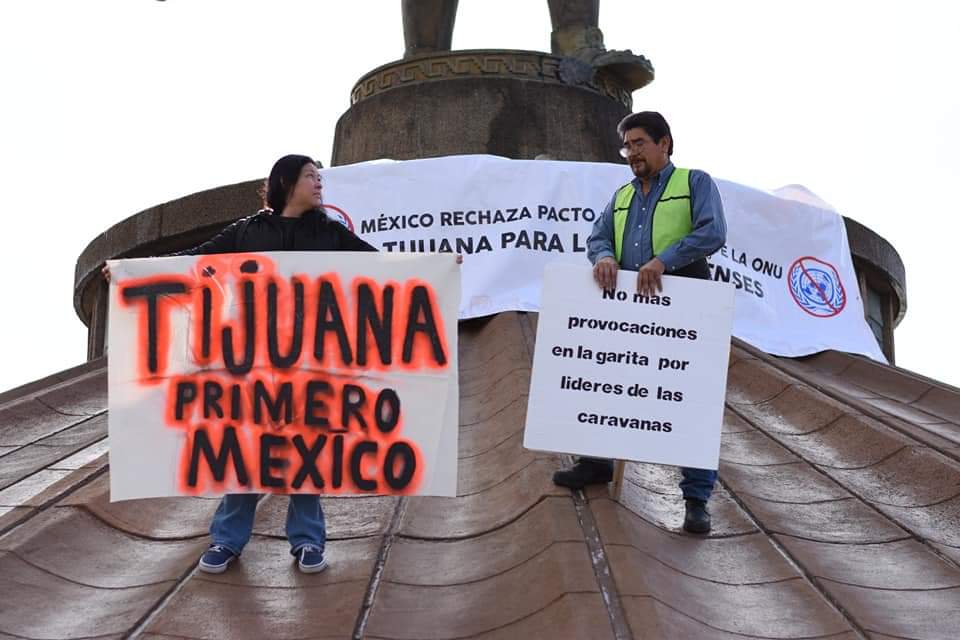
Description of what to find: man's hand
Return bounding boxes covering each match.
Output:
[593,256,619,291]
[636,257,666,296]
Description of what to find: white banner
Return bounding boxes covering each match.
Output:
[107,252,460,501]
[717,182,885,360]
[523,264,734,469]
[322,155,885,362]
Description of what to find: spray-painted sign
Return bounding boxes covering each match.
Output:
[107,252,460,501]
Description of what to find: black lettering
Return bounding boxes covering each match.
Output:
[342,384,368,430]
[357,283,393,366]
[351,441,378,491]
[187,425,248,487]
[305,380,332,428]
[203,381,224,419]
[332,434,344,488]
[402,286,447,365]
[230,384,242,421]
[174,381,198,421]
[121,281,189,374]
[454,237,475,254]
[267,280,305,368]
[292,434,326,489]
[259,434,287,488]
[384,442,417,490]
[533,231,547,251]
[375,388,401,433]
[222,280,256,375]
[253,380,293,424]
[201,287,212,359]
[314,280,354,365]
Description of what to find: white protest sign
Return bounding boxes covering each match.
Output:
[523,263,734,469]
[321,155,884,362]
[107,252,460,501]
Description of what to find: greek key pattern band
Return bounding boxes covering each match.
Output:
[350,51,633,108]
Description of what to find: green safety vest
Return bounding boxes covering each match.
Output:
[612,168,692,263]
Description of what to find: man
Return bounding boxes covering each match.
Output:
[552,111,727,534]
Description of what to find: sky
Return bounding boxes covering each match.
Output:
[0,0,958,393]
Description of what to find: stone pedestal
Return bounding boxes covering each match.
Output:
[332,49,651,165]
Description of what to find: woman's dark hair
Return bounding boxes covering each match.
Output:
[262,154,321,212]
[617,111,674,155]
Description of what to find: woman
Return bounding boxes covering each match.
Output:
[198,154,375,574]
[174,154,375,256]
[200,154,378,575]
[106,154,375,574]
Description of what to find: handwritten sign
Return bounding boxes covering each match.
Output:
[107,252,460,501]
[523,263,733,470]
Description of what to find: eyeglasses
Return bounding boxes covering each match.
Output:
[619,139,649,158]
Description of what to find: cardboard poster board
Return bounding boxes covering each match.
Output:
[523,263,733,470]
[107,252,460,501]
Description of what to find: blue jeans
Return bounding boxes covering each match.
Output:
[209,494,326,556]
[677,467,718,503]
[584,457,717,502]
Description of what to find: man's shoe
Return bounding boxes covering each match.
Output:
[552,460,613,490]
[683,498,711,534]
[297,545,328,574]
[198,544,236,573]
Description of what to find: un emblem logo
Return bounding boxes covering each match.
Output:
[788,257,846,318]
[321,204,355,232]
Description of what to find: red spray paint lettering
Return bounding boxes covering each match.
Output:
[117,255,446,495]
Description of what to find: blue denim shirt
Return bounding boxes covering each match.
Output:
[587,161,727,272]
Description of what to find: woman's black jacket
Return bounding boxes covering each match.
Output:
[174,208,376,255]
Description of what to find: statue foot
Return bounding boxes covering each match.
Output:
[591,49,655,91]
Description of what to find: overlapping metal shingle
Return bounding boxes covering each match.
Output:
[1,312,958,638]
